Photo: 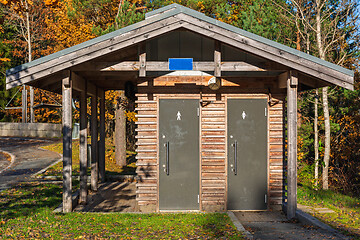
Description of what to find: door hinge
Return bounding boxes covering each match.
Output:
[197,108,200,117]
[265,108,267,117]
[265,194,267,203]
[198,194,200,203]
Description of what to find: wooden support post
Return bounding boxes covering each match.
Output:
[79,84,88,204]
[30,86,34,123]
[91,88,98,191]
[22,85,27,123]
[99,89,106,182]
[62,72,72,213]
[214,41,221,77]
[115,91,127,167]
[287,70,298,219]
[139,43,146,77]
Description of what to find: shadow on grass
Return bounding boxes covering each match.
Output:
[106,153,137,176]
[0,183,62,220]
[200,213,242,239]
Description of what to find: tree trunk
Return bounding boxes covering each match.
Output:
[315,1,330,190]
[322,87,330,190]
[114,91,126,167]
[314,89,319,187]
[26,3,34,123]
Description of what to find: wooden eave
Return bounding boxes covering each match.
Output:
[5,4,354,92]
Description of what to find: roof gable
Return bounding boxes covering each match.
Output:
[6,3,354,90]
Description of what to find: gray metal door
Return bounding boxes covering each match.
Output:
[227,99,268,210]
[159,99,199,210]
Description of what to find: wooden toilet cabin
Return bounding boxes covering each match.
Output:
[6,4,354,218]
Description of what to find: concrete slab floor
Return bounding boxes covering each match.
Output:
[298,204,336,214]
[233,211,349,240]
[74,182,138,212]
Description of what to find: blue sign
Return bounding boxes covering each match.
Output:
[168,58,193,71]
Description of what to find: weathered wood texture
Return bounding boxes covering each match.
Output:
[99,89,106,182]
[201,93,226,212]
[79,88,88,204]
[135,76,286,212]
[62,73,72,213]
[91,91,98,191]
[135,93,158,211]
[287,71,298,219]
[268,96,286,209]
[22,85,27,123]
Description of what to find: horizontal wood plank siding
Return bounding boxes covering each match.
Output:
[268,97,285,208]
[135,93,157,210]
[201,94,226,211]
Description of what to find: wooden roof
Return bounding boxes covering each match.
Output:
[6,3,354,91]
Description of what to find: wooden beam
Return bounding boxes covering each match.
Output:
[6,16,183,88]
[99,89,106,182]
[278,72,288,89]
[91,89,98,191]
[139,43,146,77]
[71,72,97,97]
[62,71,72,213]
[6,13,353,91]
[79,82,88,204]
[287,70,298,219]
[176,15,353,89]
[75,61,268,72]
[214,41,221,77]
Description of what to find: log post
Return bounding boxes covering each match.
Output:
[99,89,106,182]
[214,41,221,77]
[62,72,72,213]
[139,43,146,77]
[30,86,34,123]
[22,85,27,123]
[91,88,98,191]
[79,83,88,204]
[287,70,298,219]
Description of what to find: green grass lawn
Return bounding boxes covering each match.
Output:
[41,138,137,177]
[298,184,360,238]
[0,182,242,239]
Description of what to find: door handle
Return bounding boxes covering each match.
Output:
[165,141,169,175]
[233,141,237,175]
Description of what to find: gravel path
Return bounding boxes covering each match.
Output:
[0,137,61,191]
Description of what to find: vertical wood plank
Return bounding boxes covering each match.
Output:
[287,70,298,219]
[214,41,221,77]
[79,85,88,204]
[99,89,106,182]
[22,85,27,123]
[91,88,98,191]
[30,86,34,123]
[62,72,72,213]
[139,43,146,77]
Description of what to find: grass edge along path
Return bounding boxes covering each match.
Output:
[0,182,243,239]
[298,184,360,239]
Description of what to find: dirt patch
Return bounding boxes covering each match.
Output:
[74,182,138,212]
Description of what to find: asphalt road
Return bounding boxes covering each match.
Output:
[0,137,61,191]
